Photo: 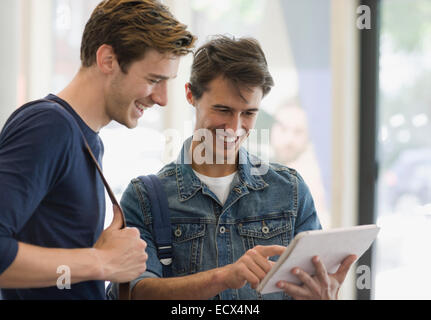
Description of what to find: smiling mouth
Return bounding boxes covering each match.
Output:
[135,102,151,113]
[215,133,241,144]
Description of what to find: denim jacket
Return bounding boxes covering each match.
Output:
[108,138,321,300]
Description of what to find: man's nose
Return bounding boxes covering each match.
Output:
[226,113,243,134]
[151,81,168,107]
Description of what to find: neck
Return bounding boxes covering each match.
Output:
[57,67,110,132]
[190,140,238,177]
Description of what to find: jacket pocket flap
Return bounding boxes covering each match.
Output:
[238,218,291,240]
[172,223,206,243]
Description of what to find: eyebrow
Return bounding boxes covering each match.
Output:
[147,73,177,80]
[213,104,259,112]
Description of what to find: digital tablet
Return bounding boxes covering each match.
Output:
[256,224,380,294]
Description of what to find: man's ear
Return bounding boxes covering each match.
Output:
[185,83,196,106]
[96,44,118,75]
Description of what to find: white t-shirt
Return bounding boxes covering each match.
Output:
[193,170,237,206]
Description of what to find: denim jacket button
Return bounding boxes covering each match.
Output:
[219,226,226,234]
[262,226,270,234]
[174,228,182,237]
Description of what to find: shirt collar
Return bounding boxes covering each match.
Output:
[175,137,268,202]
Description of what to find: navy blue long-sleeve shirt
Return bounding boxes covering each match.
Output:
[0,94,106,299]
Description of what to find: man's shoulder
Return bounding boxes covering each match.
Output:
[124,163,178,221]
[5,99,77,135]
[264,161,304,185]
[129,162,177,193]
[157,162,177,178]
[242,150,301,183]
[1,100,84,153]
[268,162,297,175]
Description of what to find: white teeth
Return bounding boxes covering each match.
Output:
[136,103,148,111]
[216,134,237,143]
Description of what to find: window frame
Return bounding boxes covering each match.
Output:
[356,0,381,301]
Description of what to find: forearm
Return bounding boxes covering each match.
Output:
[132,268,228,300]
[0,242,103,288]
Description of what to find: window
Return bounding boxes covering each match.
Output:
[374,0,431,299]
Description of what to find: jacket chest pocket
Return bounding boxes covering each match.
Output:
[237,216,293,255]
[171,223,206,276]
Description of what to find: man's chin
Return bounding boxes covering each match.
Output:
[214,147,239,165]
[128,122,139,129]
[117,118,138,129]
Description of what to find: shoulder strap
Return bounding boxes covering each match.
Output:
[51,99,131,299]
[138,175,173,277]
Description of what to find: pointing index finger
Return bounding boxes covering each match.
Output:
[254,245,286,258]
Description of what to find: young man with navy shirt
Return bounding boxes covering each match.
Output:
[109,36,357,300]
[0,0,195,300]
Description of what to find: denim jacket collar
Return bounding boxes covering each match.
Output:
[174,137,268,202]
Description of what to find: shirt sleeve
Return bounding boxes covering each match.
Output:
[0,108,75,274]
[293,171,322,235]
[122,180,163,278]
[106,180,163,300]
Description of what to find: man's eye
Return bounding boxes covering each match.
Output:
[148,79,160,84]
[214,108,230,113]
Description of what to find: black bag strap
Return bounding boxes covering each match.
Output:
[138,175,173,277]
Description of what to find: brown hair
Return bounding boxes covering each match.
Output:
[81,0,196,73]
[189,35,274,100]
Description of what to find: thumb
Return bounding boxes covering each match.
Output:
[334,254,357,283]
[107,204,125,230]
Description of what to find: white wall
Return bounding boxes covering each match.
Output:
[0,0,20,128]
[331,0,360,300]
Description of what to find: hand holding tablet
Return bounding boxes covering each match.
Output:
[256,224,380,295]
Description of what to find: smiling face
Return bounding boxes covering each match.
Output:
[187,76,263,168]
[105,49,180,128]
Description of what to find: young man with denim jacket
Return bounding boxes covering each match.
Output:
[109,36,356,300]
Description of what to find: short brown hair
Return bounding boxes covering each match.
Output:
[81,0,196,72]
[189,35,274,100]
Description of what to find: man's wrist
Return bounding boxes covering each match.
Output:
[87,248,106,281]
[212,265,230,292]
